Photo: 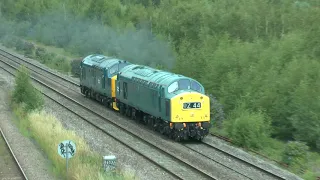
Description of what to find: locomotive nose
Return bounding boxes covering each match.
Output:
[170,92,210,123]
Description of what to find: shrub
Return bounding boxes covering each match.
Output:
[71,58,82,77]
[23,41,36,58]
[225,102,272,150]
[35,47,55,63]
[13,39,36,58]
[12,66,44,112]
[207,94,225,128]
[53,56,70,73]
[35,47,46,60]
[15,39,25,51]
[282,141,309,173]
[2,35,19,48]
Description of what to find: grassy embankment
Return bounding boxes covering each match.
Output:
[10,105,135,180]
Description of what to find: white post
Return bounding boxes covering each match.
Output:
[66,143,69,180]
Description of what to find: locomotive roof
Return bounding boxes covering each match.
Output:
[82,54,128,69]
[119,64,198,87]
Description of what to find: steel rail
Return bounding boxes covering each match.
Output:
[0,127,28,180]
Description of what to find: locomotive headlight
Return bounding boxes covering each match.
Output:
[180,97,183,100]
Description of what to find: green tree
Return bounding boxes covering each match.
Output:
[282,141,309,173]
[12,66,44,112]
[225,102,272,150]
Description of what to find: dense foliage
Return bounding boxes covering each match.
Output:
[12,66,44,112]
[1,0,320,152]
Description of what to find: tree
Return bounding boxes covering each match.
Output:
[12,66,44,112]
[225,102,272,150]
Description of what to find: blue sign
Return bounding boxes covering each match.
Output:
[58,140,76,159]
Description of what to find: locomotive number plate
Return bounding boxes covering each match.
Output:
[183,102,201,109]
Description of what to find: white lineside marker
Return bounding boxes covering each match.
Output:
[58,140,76,179]
[103,155,116,172]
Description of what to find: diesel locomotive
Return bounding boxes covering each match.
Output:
[80,54,211,141]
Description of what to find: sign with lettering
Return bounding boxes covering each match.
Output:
[183,102,201,109]
[58,140,76,159]
[103,155,117,172]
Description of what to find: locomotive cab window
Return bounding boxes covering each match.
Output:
[191,80,202,93]
[167,79,191,93]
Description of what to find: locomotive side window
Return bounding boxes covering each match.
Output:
[168,81,178,93]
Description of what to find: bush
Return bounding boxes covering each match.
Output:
[71,58,82,77]
[23,41,36,58]
[35,47,55,63]
[15,39,25,51]
[14,39,36,58]
[12,66,44,112]
[53,56,70,73]
[225,102,272,150]
[282,141,309,172]
[2,35,19,48]
[207,94,225,128]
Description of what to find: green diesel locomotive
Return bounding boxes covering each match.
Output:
[80,54,211,141]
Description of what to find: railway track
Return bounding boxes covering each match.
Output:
[0,49,220,180]
[0,48,79,86]
[182,141,288,180]
[0,127,28,180]
[0,47,302,180]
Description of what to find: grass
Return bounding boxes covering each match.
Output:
[11,103,137,180]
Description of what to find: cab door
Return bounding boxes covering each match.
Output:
[158,86,165,113]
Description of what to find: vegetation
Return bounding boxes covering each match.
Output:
[11,105,134,180]
[1,0,320,178]
[12,66,44,112]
